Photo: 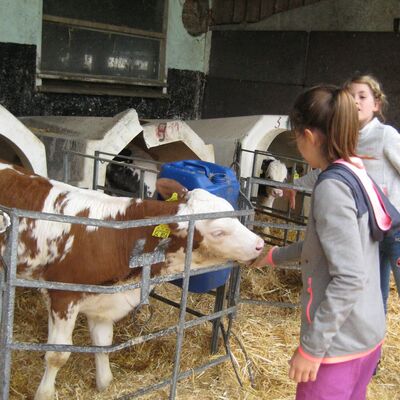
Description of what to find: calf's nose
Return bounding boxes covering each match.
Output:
[255,238,265,251]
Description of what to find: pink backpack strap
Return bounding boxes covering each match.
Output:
[334,158,392,231]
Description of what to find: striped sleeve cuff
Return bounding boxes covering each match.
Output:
[298,346,323,362]
[267,246,278,266]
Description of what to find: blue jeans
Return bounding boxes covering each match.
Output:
[379,228,400,313]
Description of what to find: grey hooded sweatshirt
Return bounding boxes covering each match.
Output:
[271,161,386,362]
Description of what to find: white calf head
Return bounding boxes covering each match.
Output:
[259,158,288,207]
[177,189,264,262]
[266,159,288,183]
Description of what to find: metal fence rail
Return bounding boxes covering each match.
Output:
[0,202,253,399]
[240,175,313,309]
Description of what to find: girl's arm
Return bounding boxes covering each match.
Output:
[270,241,303,265]
[300,179,367,359]
[250,241,303,268]
[293,168,321,190]
[383,126,400,174]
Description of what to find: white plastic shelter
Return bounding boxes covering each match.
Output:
[186,115,290,178]
[0,105,47,176]
[18,110,215,188]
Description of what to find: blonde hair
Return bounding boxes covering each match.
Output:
[290,84,359,163]
[343,74,388,121]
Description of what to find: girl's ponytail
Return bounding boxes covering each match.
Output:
[328,89,359,162]
[290,85,359,163]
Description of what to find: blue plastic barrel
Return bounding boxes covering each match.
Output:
[159,160,240,293]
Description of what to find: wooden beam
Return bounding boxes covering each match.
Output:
[274,0,289,13]
[212,0,235,24]
[289,0,304,9]
[233,0,247,23]
[260,0,275,19]
[246,0,261,22]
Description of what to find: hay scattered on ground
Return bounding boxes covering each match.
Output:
[8,256,400,400]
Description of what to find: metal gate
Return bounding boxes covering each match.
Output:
[0,150,257,399]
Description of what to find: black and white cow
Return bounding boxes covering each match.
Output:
[105,144,158,199]
[257,156,288,210]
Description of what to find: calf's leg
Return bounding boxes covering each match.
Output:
[87,316,114,391]
[35,307,78,400]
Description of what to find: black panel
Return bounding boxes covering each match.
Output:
[306,32,400,127]
[209,30,308,85]
[202,77,303,118]
[205,30,400,129]
[0,42,204,120]
[306,32,400,90]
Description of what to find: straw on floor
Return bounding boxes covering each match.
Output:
[8,254,400,400]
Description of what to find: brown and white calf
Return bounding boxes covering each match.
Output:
[0,162,264,400]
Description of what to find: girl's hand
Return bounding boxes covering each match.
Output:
[288,348,321,383]
[248,246,277,268]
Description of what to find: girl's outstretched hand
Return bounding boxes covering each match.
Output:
[248,246,277,268]
[289,348,321,383]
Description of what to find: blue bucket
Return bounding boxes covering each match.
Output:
[159,160,240,293]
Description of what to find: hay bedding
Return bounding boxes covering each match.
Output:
[8,263,400,400]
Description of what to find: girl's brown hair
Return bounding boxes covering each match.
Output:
[289,84,359,163]
[343,73,388,121]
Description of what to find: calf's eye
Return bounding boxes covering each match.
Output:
[211,230,225,238]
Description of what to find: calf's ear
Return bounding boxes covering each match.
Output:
[156,178,188,200]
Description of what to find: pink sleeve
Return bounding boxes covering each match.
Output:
[267,246,277,266]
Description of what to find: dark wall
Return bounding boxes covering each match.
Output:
[0,42,205,120]
[204,31,400,130]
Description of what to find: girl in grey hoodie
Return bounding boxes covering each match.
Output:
[288,75,400,314]
[261,85,388,400]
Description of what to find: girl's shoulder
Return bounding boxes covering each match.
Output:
[383,124,400,136]
[382,123,400,145]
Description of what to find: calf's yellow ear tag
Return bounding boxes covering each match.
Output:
[152,224,171,238]
[166,192,179,202]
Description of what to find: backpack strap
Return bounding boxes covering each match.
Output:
[316,162,396,241]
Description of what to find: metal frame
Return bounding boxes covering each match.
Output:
[234,145,313,309]
[0,202,253,399]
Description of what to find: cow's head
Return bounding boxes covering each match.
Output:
[260,158,288,199]
[175,189,264,263]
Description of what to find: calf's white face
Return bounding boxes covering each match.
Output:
[266,159,288,183]
[177,189,264,262]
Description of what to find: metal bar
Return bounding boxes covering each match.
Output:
[210,285,226,354]
[139,170,145,199]
[0,205,253,230]
[117,354,231,400]
[169,220,195,399]
[249,176,312,194]
[240,298,300,309]
[10,306,237,354]
[0,214,19,400]
[251,220,306,231]
[92,150,100,190]
[14,260,235,294]
[63,151,70,183]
